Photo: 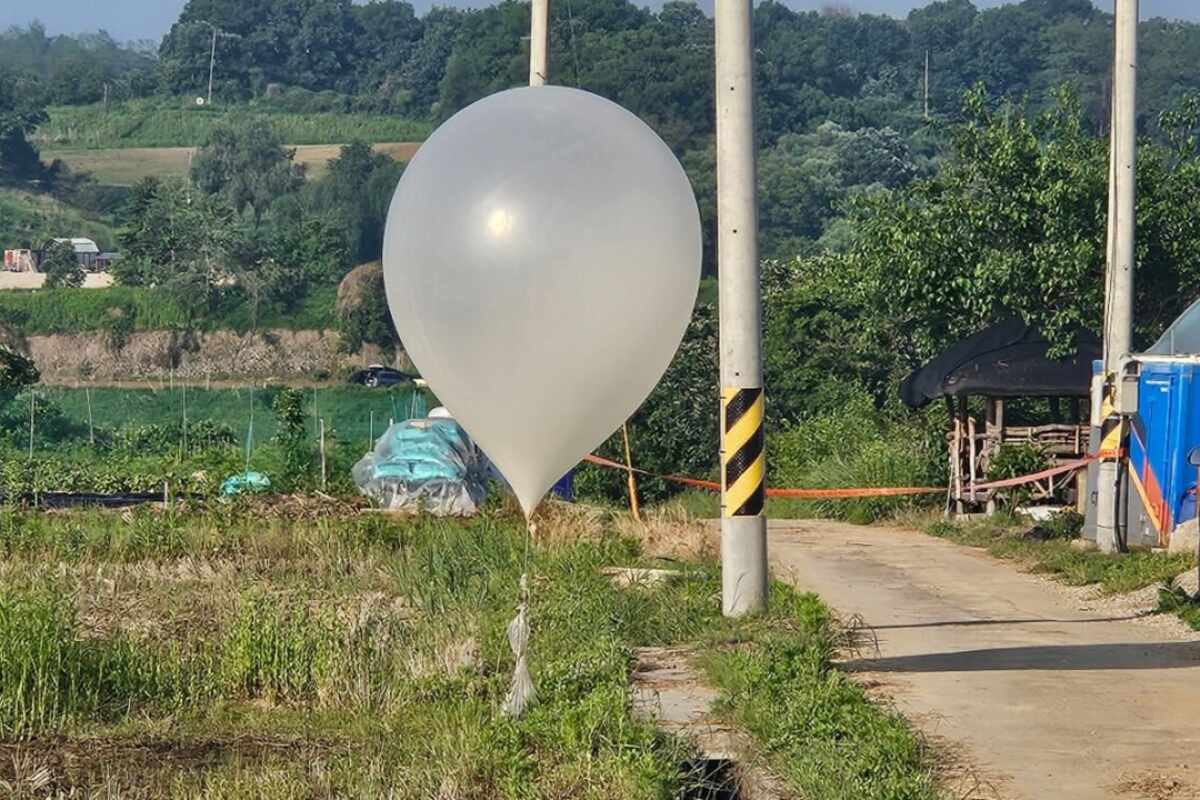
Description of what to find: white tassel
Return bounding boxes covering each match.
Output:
[501,575,535,718]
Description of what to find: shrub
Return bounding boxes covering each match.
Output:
[39,240,85,289]
[770,391,944,523]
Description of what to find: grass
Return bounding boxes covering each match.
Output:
[925,513,1196,595]
[668,488,823,519]
[36,102,433,150]
[0,501,946,799]
[0,187,117,251]
[705,589,939,799]
[1155,578,1200,631]
[0,284,338,336]
[43,142,421,187]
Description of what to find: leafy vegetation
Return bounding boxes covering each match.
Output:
[0,505,942,798]
[0,284,337,335]
[925,514,1196,595]
[38,239,84,289]
[706,588,940,800]
[35,101,432,149]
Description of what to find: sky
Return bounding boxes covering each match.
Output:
[1,0,1198,43]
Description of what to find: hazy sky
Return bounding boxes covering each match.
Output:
[2,0,1198,43]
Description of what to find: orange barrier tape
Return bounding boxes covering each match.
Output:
[584,447,1126,501]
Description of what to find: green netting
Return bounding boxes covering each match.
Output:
[29,384,436,453]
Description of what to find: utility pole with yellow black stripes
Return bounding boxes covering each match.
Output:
[1096,0,1138,554]
[715,0,767,616]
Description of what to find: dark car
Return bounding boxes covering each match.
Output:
[349,364,416,388]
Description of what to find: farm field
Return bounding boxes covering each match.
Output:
[0,501,941,799]
[35,103,433,150]
[38,384,430,450]
[0,188,117,252]
[43,142,422,186]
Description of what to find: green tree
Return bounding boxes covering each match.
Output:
[0,344,38,408]
[190,120,305,224]
[272,387,311,489]
[307,141,404,264]
[116,178,240,322]
[0,66,45,182]
[40,240,84,288]
[805,87,1200,380]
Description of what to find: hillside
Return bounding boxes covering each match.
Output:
[34,101,432,149]
[0,187,117,250]
[42,142,421,187]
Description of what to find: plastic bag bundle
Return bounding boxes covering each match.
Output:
[501,575,535,718]
[501,600,534,717]
[352,418,490,515]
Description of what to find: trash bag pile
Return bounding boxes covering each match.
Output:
[352,416,490,515]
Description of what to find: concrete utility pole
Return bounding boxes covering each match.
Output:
[923,49,930,121]
[529,0,549,86]
[198,21,238,106]
[1097,0,1139,554]
[715,0,767,616]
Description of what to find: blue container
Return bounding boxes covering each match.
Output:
[1126,360,1200,539]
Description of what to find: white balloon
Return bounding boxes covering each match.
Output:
[383,86,701,515]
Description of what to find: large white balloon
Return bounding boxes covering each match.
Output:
[383,86,701,515]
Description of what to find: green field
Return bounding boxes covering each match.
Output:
[39,383,431,450]
[0,285,339,336]
[0,187,117,251]
[42,142,421,187]
[36,102,433,150]
[0,502,942,799]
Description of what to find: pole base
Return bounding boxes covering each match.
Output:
[721,515,768,616]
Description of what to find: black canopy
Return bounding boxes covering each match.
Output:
[899,318,1101,409]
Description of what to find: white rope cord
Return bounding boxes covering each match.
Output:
[501,518,537,717]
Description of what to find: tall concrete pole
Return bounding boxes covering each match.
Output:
[715,0,767,616]
[1097,0,1138,554]
[529,0,549,87]
[207,27,218,106]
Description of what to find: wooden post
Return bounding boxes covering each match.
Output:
[319,418,327,491]
[86,386,95,446]
[955,396,968,515]
[621,422,641,522]
[182,383,188,457]
[968,414,978,505]
[952,414,963,516]
[28,391,35,459]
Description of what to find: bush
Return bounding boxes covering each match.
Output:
[40,240,84,289]
[770,391,944,523]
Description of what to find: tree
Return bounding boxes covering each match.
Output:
[190,120,305,224]
[0,344,38,408]
[804,87,1200,383]
[116,177,240,321]
[307,141,404,264]
[0,66,46,181]
[40,240,84,288]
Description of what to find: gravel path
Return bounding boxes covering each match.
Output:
[766,519,1200,800]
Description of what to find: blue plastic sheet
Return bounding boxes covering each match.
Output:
[352,418,489,515]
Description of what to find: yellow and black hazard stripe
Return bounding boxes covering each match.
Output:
[721,386,765,517]
[1099,378,1125,457]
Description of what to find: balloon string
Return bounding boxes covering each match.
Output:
[502,516,537,718]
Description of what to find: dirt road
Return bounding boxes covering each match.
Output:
[767,519,1200,800]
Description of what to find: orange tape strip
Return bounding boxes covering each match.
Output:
[582,454,941,499]
[583,448,1125,501]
